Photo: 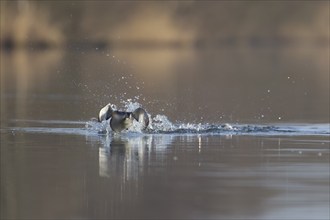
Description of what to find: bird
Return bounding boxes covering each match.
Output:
[97,103,149,132]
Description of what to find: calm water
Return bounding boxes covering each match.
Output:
[1,47,329,219]
[1,122,329,219]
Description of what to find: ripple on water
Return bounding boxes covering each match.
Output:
[3,116,329,137]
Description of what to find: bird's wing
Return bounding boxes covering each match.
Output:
[132,108,149,129]
[98,103,113,122]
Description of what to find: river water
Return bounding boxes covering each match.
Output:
[1,48,329,219]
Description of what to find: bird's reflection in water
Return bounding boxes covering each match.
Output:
[82,134,177,218]
[98,134,174,179]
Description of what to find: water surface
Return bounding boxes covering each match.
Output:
[1,118,329,219]
[1,47,329,219]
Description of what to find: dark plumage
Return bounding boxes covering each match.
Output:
[98,103,149,132]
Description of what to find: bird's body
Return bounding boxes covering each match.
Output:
[110,111,133,132]
[98,103,149,132]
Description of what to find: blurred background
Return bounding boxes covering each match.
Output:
[1,0,329,123]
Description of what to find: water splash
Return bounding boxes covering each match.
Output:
[83,100,330,136]
[84,113,329,136]
[120,99,141,112]
[5,119,329,137]
[85,119,109,134]
[4,100,330,136]
[149,115,176,131]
